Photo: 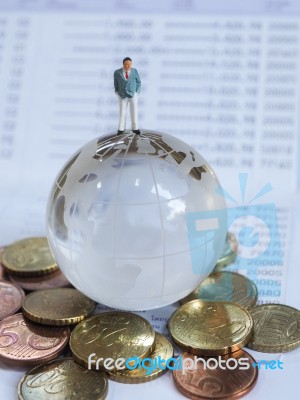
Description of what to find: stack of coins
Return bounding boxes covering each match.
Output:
[70,311,174,384]
[167,234,300,398]
[1,237,71,291]
[0,237,176,399]
[1,233,300,400]
[108,332,174,384]
[0,237,107,398]
[0,241,73,370]
[168,299,258,398]
[169,299,300,399]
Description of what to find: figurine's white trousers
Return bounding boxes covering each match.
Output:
[117,93,139,131]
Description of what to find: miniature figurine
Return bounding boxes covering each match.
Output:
[114,57,141,134]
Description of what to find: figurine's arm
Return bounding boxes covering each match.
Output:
[114,71,119,93]
[135,69,141,94]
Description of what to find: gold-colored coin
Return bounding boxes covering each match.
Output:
[169,300,253,356]
[108,332,174,384]
[246,304,300,353]
[180,271,258,309]
[18,358,108,400]
[22,288,95,325]
[70,312,155,371]
[213,232,238,271]
[2,237,58,277]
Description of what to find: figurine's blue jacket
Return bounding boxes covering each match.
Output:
[114,68,141,99]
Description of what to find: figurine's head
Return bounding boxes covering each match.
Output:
[123,57,132,71]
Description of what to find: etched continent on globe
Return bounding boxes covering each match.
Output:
[47,130,227,310]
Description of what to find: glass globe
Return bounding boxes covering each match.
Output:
[46,130,227,310]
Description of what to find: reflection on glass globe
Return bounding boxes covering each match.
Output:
[47,130,227,310]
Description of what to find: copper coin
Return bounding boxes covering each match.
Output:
[173,349,258,399]
[0,313,70,366]
[0,281,25,320]
[9,269,71,291]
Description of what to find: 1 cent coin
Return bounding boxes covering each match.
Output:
[1,237,58,277]
[173,349,258,399]
[0,281,25,320]
[18,358,108,400]
[22,288,95,325]
[0,313,70,366]
[169,300,253,356]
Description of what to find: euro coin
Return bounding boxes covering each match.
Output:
[180,271,258,309]
[169,300,253,356]
[70,312,155,371]
[1,237,58,277]
[246,304,300,353]
[0,313,70,366]
[108,332,174,383]
[22,288,95,325]
[18,358,108,400]
[0,280,25,320]
[173,349,258,399]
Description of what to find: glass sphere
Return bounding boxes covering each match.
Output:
[47,130,227,310]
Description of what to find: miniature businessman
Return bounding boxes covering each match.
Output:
[114,57,141,134]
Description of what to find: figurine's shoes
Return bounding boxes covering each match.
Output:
[133,129,140,134]
[117,130,125,134]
